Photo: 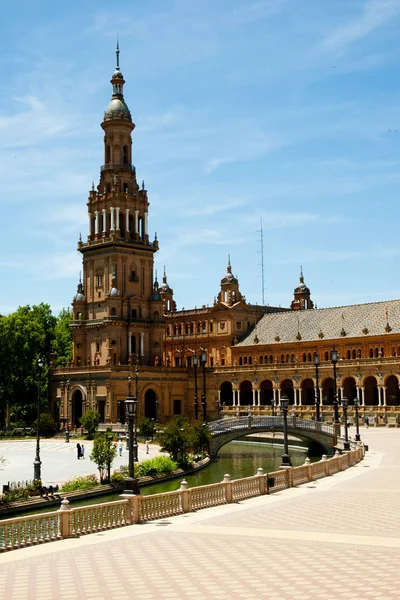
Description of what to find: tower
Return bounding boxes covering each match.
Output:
[290,267,314,310]
[71,45,163,367]
[217,257,243,306]
[159,267,176,313]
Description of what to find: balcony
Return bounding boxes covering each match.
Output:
[100,163,135,172]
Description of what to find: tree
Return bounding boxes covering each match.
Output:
[33,413,56,437]
[190,420,211,455]
[90,430,117,483]
[157,416,192,466]
[138,416,157,440]
[80,410,101,439]
[52,308,73,367]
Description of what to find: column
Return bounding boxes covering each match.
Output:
[88,213,91,236]
[110,207,115,231]
[340,387,344,403]
[359,386,364,406]
[233,390,237,406]
[102,209,107,234]
[140,332,144,356]
[377,386,383,406]
[382,385,387,406]
[144,212,148,237]
[126,209,130,232]
[257,389,260,406]
[252,389,256,406]
[116,207,120,231]
[134,210,139,235]
[128,331,132,355]
[95,211,99,235]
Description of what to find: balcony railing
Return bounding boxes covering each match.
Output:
[100,163,135,172]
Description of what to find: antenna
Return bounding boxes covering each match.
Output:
[257,218,265,305]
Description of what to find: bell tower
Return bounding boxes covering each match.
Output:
[72,44,163,368]
[217,257,243,306]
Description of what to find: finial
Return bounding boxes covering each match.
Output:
[79,232,82,242]
[116,36,120,69]
[142,180,145,190]
[300,265,304,282]
[228,254,231,266]
[154,231,158,241]
[91,182,94,191]
[163,265,166,278]
[155,269,158,281]
[79,271,82,284]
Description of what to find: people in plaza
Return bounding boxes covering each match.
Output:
[365,417,369,428]
[146,440,149,454]
[119,439,123,457]
[81,444,85,459]
[76,442,81,459]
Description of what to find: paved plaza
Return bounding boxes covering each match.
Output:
[1,427,400,599]
[0,439,163,490]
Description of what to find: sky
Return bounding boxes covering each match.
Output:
[2,0,400,316]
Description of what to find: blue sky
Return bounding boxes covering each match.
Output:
[2,0,400,316]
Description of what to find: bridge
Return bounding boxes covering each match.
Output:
[208,415,337,456]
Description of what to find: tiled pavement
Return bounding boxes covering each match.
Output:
[1,428,399,600]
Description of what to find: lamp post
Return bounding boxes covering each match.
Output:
[134,365,139,462]
[280,394,292,467]
[313,352,321,422]
[341,396,350,451]
[200,350,207,422]
[193,354,199,420]
[65,378,70,442]
[124,395,140,495]
[331,348,340,424]
[33,358,44,481]
[354,397,361,442]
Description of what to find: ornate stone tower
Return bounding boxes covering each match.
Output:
[290,268,314,310]
[217,257,243,306]
[71,44,164,368]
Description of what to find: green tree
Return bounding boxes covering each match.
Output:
[138,416,157,440]
[157,416,192,466]
[90,429,117,483]
[33,413,56,437]
[80,410,101,439]
[190,420,211,456]
[52,308,73,367]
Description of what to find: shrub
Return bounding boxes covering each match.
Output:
[79,410,101,439]
[33,413,56,437]
[110,471,125,483]
[137,456,178,477]
[60,474,99,492]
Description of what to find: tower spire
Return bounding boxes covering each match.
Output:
[116,37,120,70]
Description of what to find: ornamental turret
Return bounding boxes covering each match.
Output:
[291,267,314,310]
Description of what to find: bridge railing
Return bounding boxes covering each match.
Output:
[208,416,335,437]
[0,445,365,553]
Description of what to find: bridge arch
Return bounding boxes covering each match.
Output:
[280,379,294,404]
[220,381,233,406]
[239,380,252,405]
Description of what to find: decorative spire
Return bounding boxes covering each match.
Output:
[227,255,232,273]
[142,180,145,190]
[79,271,82,284]
[300,265,304,283]
[163,265,167,283]
[116,37,120,70]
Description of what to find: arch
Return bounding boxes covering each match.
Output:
[385,375,400,406]
[71,388,84,427]
[259,355,264,365]
[144,389,158,420]
[321,377,334,405]
[260,379,273,405]
[110,307,117,316]
[324,351,329,361]
[105,145,111,164]
[343,377,357,403]
[122,145,128,165]
[352,349,356,359]
[364,376,379,406]
[119,211,125,236]
[301,378,315,406]
[269,355,274,364]
[280,379,294,404]
[220,381,233,406]
[239,380,252,405]
[346,349,351,359]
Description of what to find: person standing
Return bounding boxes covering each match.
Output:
[119,439,123,457]
[76,443,81,459]
[146,440,149,454]
[81,444,85,459]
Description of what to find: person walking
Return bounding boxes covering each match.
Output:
[146,440,149,454]
[119,439,123,457]
[76,443,81,459]
[81,444,85,459]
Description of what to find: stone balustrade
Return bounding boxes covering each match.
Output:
[0,445,365,552]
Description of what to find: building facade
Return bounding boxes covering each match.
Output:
[51,51,400,428]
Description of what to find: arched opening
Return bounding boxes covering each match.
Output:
[72,389,83,427]
[280,379,294,404]
[220,381,233,406]
[343,377,357,404]
[110,307,117,316]
[364,376,379,406]
[321,377,334,404]
[301,378,315,405]
[239,380,252,405]
[139,217,143,240]
[385,375,400,406]
[119,211,125,236]
[144,389,158,420]
[122,145,128,164]
[260,379,273,405]
[105,145,111,164]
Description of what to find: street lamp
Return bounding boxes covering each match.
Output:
[33,358,44,481]
[124,396,140,495]
[193,354,199,420]
[331,348,340,424]
[341,396,350,451]
[134,365,139,463]
[280,394,292,467]
[354,397,361,442]
[65,378,70,442]
[200,350,207,422]
[313,352,321,422]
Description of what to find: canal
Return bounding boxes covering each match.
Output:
[4,439,314,518]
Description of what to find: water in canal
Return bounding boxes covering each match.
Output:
[5,439,313,518]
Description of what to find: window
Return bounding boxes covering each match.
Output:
[249,356,252,365]
[131,309,137,319]
[303,353,307,362]
[236,321,242,329]
[106,183,111,193]
[122,145,128,165]
[209,322,213,332]
[325,351,329,361]
[96,342,100,353]
[130,270,139,282]
[244,357,248,365]
[96,274,103,287]
[210,357,214,366]
[281,354,285,363]
[239,357,243,365]
[346,350,351,359]
[221,358,225,366]
[259,356,264,364]
[369,348,373,358]
[124,183,129,193]
[110,307,117,316]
